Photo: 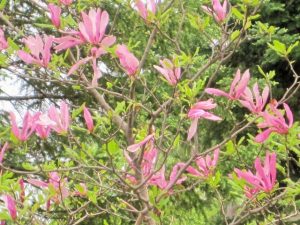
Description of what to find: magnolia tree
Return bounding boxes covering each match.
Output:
[0,0,299,224]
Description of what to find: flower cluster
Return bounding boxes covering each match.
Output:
[9,101,70,141]
[235,152,277,198]
[9,102,94,142]
[126,134,186,191]
[180,149,220,178]
[205,69,293,143]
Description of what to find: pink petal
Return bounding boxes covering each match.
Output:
[186,165,202,176]
[239,99,254,112]
[60,101,70,132]
[83,106,94,132]
[169,163,186,185]
[205,88,230,98]
[3,195,17,220]
[283,103,293,128]
[191,99,217,110]
[27,179,49,188]
[187,119,198,141]
[101,35,116,47]
[17,50,34,64]
[268,152,277,187]
[9,112,20,140]
[48,4,61,28]
[91,57,102,87]
[127,134,154,152]
[0,142,9,163]
[68,57,92,76]
[261,86,269,107]
[135,0,148,19]
[42,35,53,67]
[255,129,273,143]
[235,69,250,98]
[147,0,157,14]
[201,111,222,121]
[211,148,219,167]
[255,157,270,191]
[230,69,241,95]
[99,11,109,41]
[81,11,94,43]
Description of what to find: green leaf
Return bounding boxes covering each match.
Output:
[257,65,266,77]
[72,85,81,90]
[115,101,126,114]
[0,211,11,221]
[72,103,85,119]
[7,38,19,51]
[105,140,120,155]
[87,191,97,204]
[230,30,240,41]
[231,8,244,20]
[268,40,287,56]
[209,171,221,188]
[0,0,7,10]
[243,0,260,6]
[75,184,86,195]
[287,41,299,54]
[0,53,7,66]
[226,140,235,155]
[267,70,276,80]
[22,162,36,171]
[34,23,55,29]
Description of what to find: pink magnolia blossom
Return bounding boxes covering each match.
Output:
[0,28,8,50]
[202,0,229,23]
[125,147,158,184]
[2,195,17,220]
[255,102,293,143]
[10,112,37,141]
[68,46,113,87]
[78,8,111,44]
[235,152,277,198]
[135,0,157,20]
[60,0,72,6]
[83,106,94,132]
[116,44,139,76]
[149,164,186,191]
[205,69,250,100]
[244,186,259,199]
[48,101,70,134]
[182,149,219,178]
[239,83,269,114]
[154,58,181,86]
[35,112,52,139]
[127,133,155,152]
[0,142,8,163]
[54,33,84,51]
[142,147,158,177]
[28,172,69,210]
[54,8,116,51]
[48,4,61,29]
[18,35,53,67]
[187,99,222,141]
